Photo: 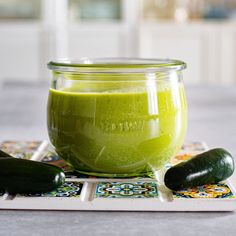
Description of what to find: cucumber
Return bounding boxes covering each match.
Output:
[164,148,235,191]
[0,157,65,194]
[0,149,13,158]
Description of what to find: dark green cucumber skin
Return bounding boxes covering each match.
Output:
[0,157,65,194]
[0,149,13,158]
[164,148,235,191]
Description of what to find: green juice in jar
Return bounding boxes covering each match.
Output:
[47,82,187,177]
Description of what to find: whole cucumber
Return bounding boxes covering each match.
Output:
[164,148,235,191]
[0,157,65,194]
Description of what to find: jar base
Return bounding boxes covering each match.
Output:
[74,169,154,178]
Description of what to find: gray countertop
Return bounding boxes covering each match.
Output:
[0,82,236,236]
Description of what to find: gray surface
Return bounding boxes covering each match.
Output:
[0,82,236,236]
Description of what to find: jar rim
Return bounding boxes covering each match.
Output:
[48,58,186,73]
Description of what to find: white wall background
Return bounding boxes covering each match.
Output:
[0,0,236,84]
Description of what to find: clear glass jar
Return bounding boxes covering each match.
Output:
[47,58,187,177]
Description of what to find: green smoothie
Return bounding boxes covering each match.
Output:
[47,82,187,176]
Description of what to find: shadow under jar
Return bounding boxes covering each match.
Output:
[47,58,187,177]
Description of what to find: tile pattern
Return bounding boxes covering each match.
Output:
[170,153,193,166]
[173,182,235,199]
[181,142,207,152]
[95,181,158,198]
[0,141,41,159]
[41,151,73,172]
[22,182,83,198]
[2,141,235,202]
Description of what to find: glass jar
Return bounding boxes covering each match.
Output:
[47,58,187,177]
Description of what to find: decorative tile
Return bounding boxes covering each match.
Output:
[95,182,158,198]
[170,153,193,166]
[173,182,235,199]
[165,142,206,168]
[0,141,41,159]
[41,151,73,172]
[181,142,206,152]
[22,182,83,198]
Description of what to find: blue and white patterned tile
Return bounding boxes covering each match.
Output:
[95,181,158,198]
